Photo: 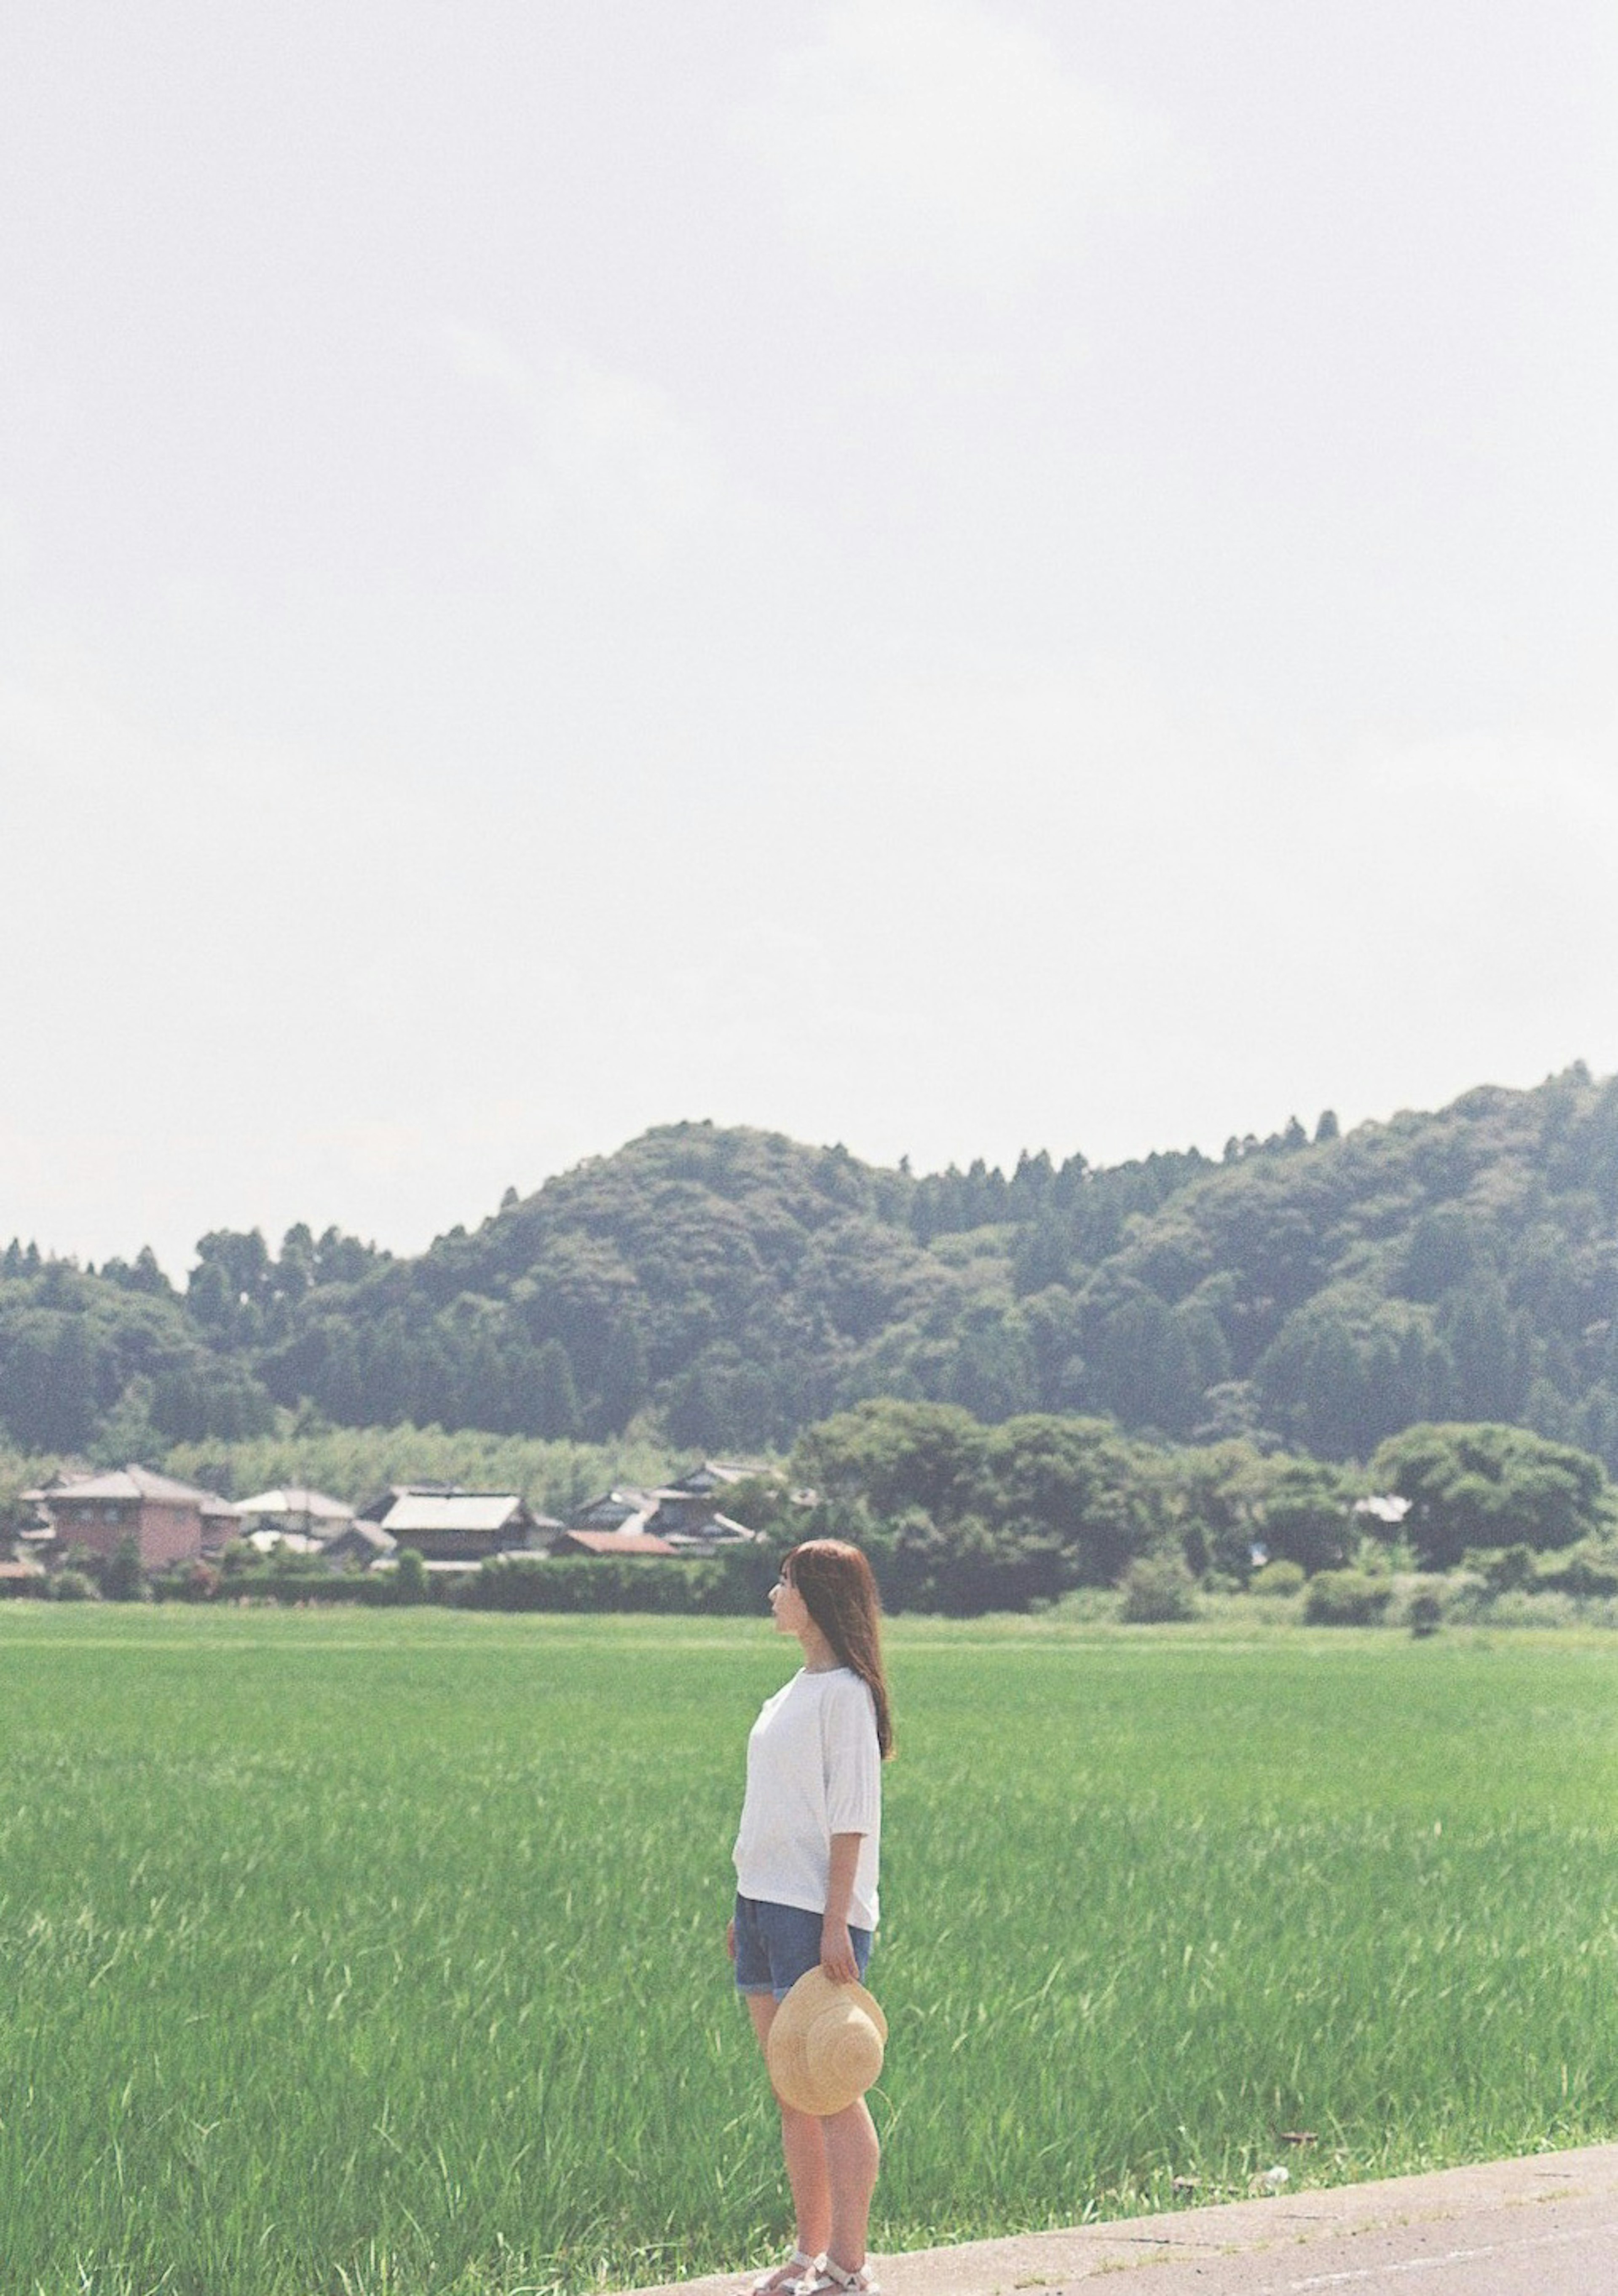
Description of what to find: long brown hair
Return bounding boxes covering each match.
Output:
[784,1540,894,1759]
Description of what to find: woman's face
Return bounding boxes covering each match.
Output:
[769,1569,812,1639]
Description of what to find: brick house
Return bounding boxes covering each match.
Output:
[32,1465,233,1571]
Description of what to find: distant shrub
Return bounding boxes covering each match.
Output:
[1406,1586,1444,1638]
[101,1536,147,1603]
[263,1567,403,1605]
[1249,1559,1305,1598]
[185,1565,403,1607]
[1304,1570,1395,1626]
[456,1546,778,1615]
[48,1569,100,1602]
[1465,1543,1537,1593]
[394,1546,428,1604]
[1536,1542,1618,1599]
[1480,1588,1578,1630]
[1118,1553,1200,1624]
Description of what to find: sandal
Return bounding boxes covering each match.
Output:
[750,2250,821,2296]
[792,2261,880,2296]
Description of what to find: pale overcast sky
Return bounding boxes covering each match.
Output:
[2,2,1615,1275]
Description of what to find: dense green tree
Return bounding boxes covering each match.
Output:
[0,1266,273,1451]
[976,1414,1167,1583]
[1167,1440,1269,1579]
[394,1545,428,1603]
[102,1535,146,1602]
[1258,1459,1358,1574]
[1369,1422,1610,1569]
[531,1339,584,1442]
[796,1398,985,1522]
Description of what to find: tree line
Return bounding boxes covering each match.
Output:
[8,1070,1618,1475]
[27,1405,1615,1624]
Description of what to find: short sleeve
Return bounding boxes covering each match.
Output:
[822,1674,881,1835]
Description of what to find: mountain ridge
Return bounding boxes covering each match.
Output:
[6,1066,1618,1469]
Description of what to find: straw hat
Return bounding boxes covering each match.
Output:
[767,1967,888,2116]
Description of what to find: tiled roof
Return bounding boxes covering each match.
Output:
[571,1488,659,1529]
[381,1493,525,1535]
[559,1529,676,1556]
[674,1459,764,1491]
[661,1512,759,1544]
[330,1521,398,1554]
[44,1464,226,1507]
[235,1487,354,1522]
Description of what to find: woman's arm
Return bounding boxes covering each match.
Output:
[821,1831,865,1983]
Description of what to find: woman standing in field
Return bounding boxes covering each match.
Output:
[729,1540,894,2296]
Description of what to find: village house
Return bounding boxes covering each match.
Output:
[321,1519,398,1570]
[650,1507,758,1556]
[552,1462,767,1559]
[671,1459,767,1495]
[234,1486,355,1541]
[643,1486,761,1553]
[353,1484,557,1563]
[566,1486,661,1535]
[643,1460,768,1554]
[27,1464,236,1571]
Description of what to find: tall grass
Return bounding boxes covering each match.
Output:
[1,1611,1615,2295]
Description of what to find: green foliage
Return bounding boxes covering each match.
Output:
[1466,1542,1539,1593]
[393,1545,428,1604]
[1406,1587,1444,1637]
[1370,1421,1611,1570]
[1118,1551,1200,1622]
[455,1546,777,1614]
[100,1535,146,1603]
[1257,1459,1357,1574]
[796,1398,985,1521]
[1304,1570,1396,1625]
[158,1559,222,1602]
[153,1561,402,1606]
[1463,1537,1618,1601]
[1164,1439,1269,1579]
[1539,1540,1618,1598]
[46,1567,99,1601]
[1249,1558,1306,1597]
[0,1255,273,1451]
[19,1072,1618,1465]
[868,1510,1067,1616]
[792,1399,1173,1609]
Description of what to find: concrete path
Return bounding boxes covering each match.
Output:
[620,2143,1618,2296]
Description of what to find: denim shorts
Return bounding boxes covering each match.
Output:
[734,1893,873,2001]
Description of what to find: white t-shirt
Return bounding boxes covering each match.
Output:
[732,1666,882,1931]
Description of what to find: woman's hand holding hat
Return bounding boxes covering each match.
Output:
[820,1915,860,1985]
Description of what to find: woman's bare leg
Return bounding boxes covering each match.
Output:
[822,2095,880,2274]
[747,1993,831,2269]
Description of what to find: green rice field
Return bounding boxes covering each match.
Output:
[4,1608,1618,2296]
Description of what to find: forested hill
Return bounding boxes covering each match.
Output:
[8,1065,1618,1469]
